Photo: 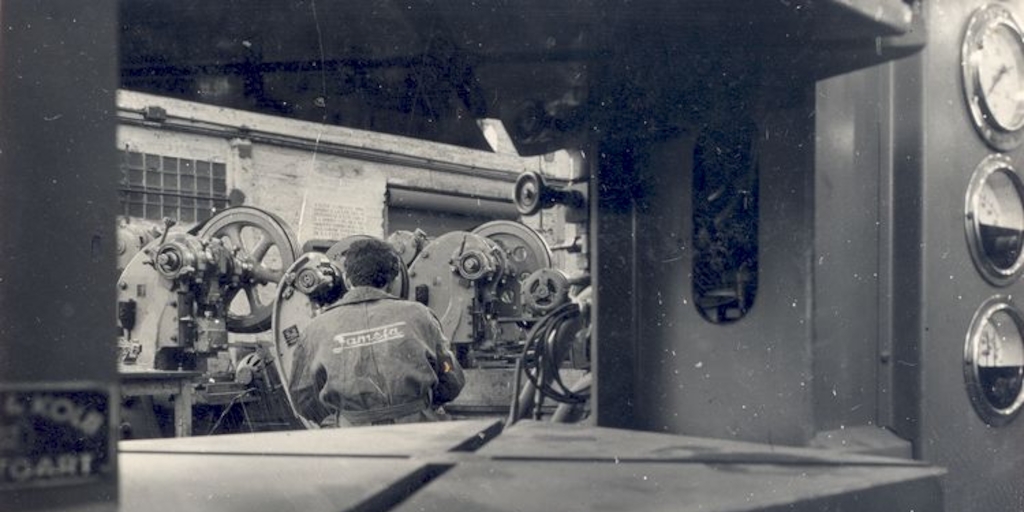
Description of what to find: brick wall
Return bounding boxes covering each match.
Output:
[116,90,578,254]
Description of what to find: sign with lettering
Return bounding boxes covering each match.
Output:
[332,322,407,353]
[0,384,112,490]
[295,183,385,243]
[310,201,371,240]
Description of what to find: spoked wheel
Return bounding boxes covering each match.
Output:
[197,207,301,333]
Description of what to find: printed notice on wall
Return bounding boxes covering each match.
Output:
[310,201,369,239]
[298,198,375,242]
[0,385,112,490]
[296,182,384,243]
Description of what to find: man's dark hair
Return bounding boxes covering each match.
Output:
[343,238,400,288]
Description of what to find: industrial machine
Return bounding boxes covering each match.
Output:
[113,193,590,434]
[407,220,561,366]
[115,206,302,436]
[272,209,592,424]
[115,216,162,273]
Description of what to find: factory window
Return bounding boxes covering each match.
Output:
[117,150,229,223]
[692,121,759,324]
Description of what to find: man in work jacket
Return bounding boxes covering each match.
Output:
[288,238,465,427]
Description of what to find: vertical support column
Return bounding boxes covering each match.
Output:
[0,1,119,510]
[174,381,194,438]
[888,51,925,456]
[591,138,640,428]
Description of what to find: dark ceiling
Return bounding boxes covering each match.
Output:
[119,0,920,155]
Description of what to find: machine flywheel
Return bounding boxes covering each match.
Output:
[195,207,301,333]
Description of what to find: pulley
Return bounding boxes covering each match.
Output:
[292,253,344,300]
[522,268,570,314]
[234,352,266,386]
[513,170,585,216]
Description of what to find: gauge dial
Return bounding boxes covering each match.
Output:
[976,311,1024,368]
[978,168,1024,269]
[962,4,1024,150]
[966,155,1024,285]
[965,298,1024,426]
[976,24,1024,130]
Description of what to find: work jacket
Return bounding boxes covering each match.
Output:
[288,286,465,427]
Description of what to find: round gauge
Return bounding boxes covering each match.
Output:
[962,4,1024,151]
[964,297,1024,426]
[965,154,1024,286]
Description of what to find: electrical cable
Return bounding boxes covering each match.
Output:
[240,400,255,433]
[206,388,255,435]
[506,357,524,425]
[520,303,588,404]
[506,302,589,424]
[551,372,592,423]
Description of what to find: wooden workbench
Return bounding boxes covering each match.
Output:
[120,370,201,437]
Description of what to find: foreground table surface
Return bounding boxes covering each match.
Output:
[118,419,944,512]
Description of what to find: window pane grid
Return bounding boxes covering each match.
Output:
[117,150,228,223]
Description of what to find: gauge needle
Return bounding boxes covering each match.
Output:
[988,64,1011,96]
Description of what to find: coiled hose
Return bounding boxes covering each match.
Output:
[507,302,590,425]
